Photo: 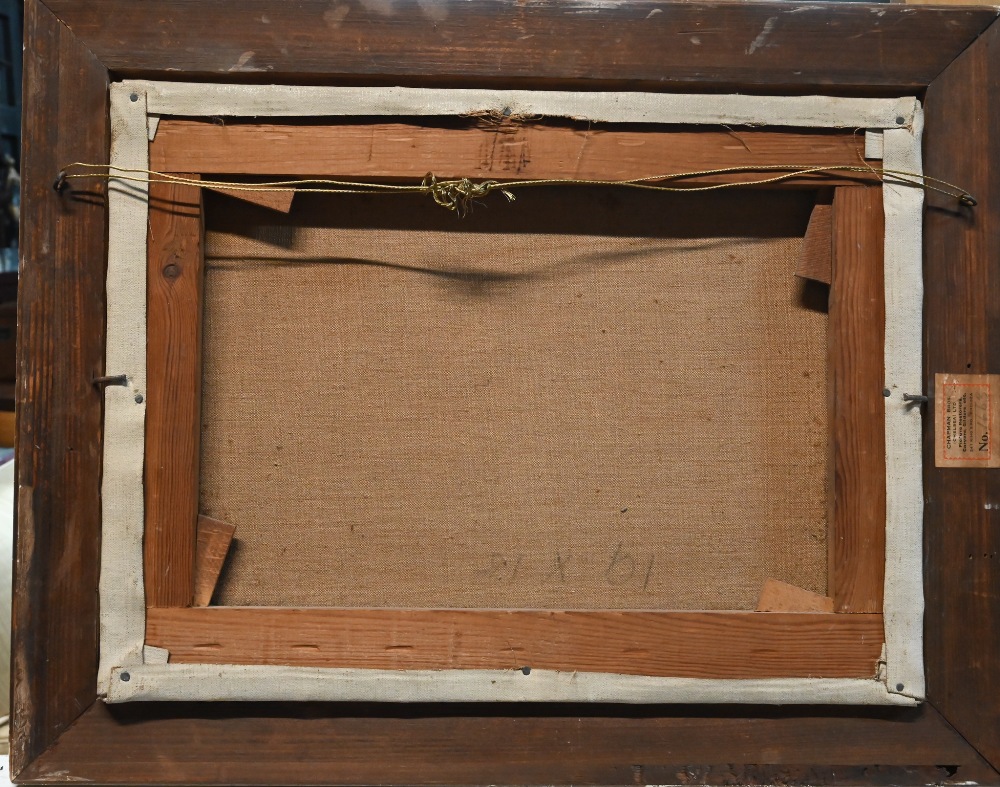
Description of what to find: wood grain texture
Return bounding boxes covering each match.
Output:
[145,178,203,607]
[146,608,883,678]
[16,700,1000,786]
[151,121,876,186]
[907,0,999,4]
[796,197,832,284]
[204,185,294,213]
[11,0,108,776]
[193,515,235,607]
[924,16,1000,770]
[828,186,886,613]
[756,579,834,613]
[39,0,998,91]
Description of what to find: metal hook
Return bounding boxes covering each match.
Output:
[92,374,128,388]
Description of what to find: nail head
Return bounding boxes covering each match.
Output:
[134,393,144,404]
[895,116,905,125]
[521,666,531,675]
[895,682,904,691]
[120,671,131,682]
[883,388,891,398]
[130,93,139,103]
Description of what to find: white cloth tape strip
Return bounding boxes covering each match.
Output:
[108,665,916,706]
[881,114,926,701]
[99,82,925,703]
[133,80,916,129]
[98,84,150,695]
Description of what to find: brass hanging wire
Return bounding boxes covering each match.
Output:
[54,162,977,215]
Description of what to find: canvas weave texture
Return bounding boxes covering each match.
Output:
[201,189,828,609]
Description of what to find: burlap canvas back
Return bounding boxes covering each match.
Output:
[200,188,828,609]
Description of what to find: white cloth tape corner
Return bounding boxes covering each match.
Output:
[865,130,884,161]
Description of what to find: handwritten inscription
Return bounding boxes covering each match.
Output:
[486,543,659,593]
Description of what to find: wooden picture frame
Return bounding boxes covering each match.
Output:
[13,0,1000,782]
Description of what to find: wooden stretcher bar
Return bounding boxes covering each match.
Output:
[142,120,886,677]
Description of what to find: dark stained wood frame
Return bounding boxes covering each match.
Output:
[141,122,885,676]
[14,0,1000,783]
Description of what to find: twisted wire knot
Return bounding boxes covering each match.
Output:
[421,174,515,216]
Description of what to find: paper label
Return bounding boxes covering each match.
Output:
[935,373,1000,468]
